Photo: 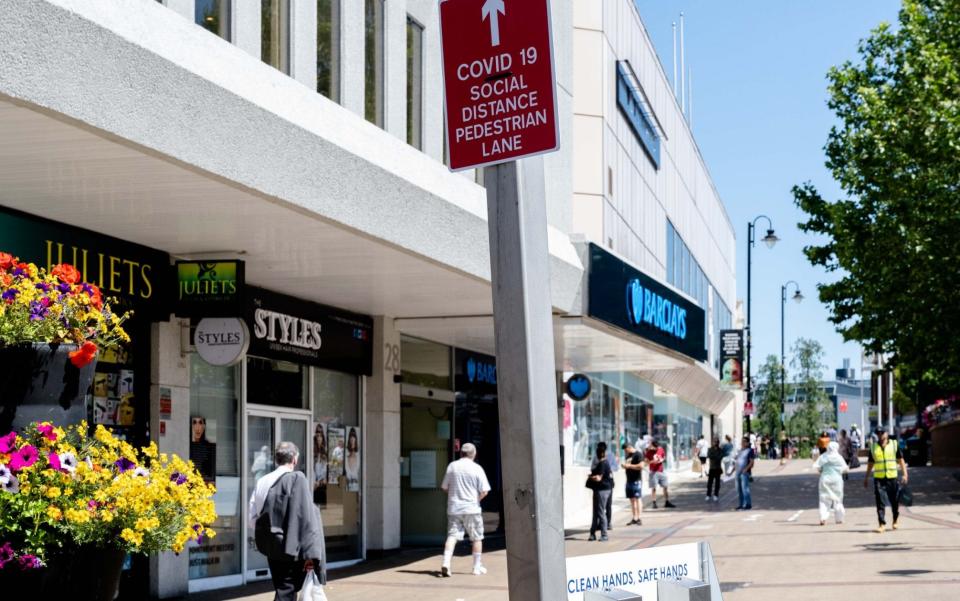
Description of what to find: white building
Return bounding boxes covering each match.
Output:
[0,0,736,596]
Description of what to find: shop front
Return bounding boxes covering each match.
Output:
[0,204,170,598]
[186,286,372,592]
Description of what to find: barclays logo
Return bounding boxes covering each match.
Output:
[626,278,687,340]
[466,356,497,385]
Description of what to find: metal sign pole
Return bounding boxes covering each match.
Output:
[484,158,566,600]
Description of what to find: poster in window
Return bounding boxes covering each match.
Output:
[344,426,360,492]
[312,423,328,506]
[719,329,744,390]
[190,415,218,483]
[327,427,344,484]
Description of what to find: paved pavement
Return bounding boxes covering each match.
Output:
[193,460,960,601]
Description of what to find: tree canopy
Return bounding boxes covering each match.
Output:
[793,0,960,396]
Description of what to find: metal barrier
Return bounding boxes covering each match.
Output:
[657,577,712,601]
[584,589,643,600]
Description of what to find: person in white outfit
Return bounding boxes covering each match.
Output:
[695,435,709,478]
[440,443,491,577]
[813,441,849,525]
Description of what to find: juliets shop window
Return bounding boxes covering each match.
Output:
[188,356,242,580]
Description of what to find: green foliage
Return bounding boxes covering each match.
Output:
[788,338,834,437]
[793,0,960,394]
[755,355,787,437]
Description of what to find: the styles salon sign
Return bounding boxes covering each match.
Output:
[245,287,373,376]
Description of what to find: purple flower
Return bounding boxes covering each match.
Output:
[81,283,96,295]
[193,524,204,544]
[114,458,136,473]
[0,463,10,483]
[29,300,49,321]
[1,289,18,302]
[10,267,26,278]
[87,499,98,510]
[170,472,188,486]
[1,475,18,494]
[0,543,13,569]
[35,282,51,293]
[17,554,41,570]
[57,282,72,294]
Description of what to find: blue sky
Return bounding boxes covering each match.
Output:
[637,1,901,381]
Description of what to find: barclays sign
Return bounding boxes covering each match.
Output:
[466,355,497,386]
[456,349,498,393]
[588,244,706,362]
[626,278,687,340]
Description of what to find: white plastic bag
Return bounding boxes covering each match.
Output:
[300,570,328,601]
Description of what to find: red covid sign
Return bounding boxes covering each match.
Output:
[439,0,559,171]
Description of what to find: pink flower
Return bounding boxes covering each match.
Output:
[0,542,13,569]
[17,554,41,570]
[0,432,15,454]
[9,445,38,472]
[47,452,61,471]
[37,423,57,442]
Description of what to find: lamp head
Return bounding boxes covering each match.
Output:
[761,229,779,249]
[792,290,804,303]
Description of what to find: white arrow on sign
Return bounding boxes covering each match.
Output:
[481,0,505,47]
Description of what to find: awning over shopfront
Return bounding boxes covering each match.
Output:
[0,0,582,320]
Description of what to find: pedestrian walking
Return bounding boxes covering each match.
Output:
[588,442,614,541]
[837,429,855,481]
[814,441,849,525]
[644,439,676,508]
[621,442,644,525]
[706,438,724,502]
[850,425,862,451]
[695,435,709,478]
[735,437,756,511]
[250,442,327,601]
[864,429,909,533]
[440,442,492,576]
[592,440,619,529]
[817,431,830,456]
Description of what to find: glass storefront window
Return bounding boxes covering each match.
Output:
[317,0,340,100]
[188,356,241,581]
[196,0,230,40]
[364,0,385,126]
[572,377,616,466]
[406,17,423,149]
[247,357,308,409]
[313,368,361,562]
[623,392,652,448]
[400,336,451,389]
[262,0,291,74]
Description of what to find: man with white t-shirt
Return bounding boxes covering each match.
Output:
[440,442,492,577]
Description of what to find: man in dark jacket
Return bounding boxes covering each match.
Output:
[249,441,326,601]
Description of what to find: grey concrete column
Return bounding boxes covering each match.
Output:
[340,0,365,117]
[365,315,402,551]
[163,0,195,21]
[383,0,407,139]
[149,318,191,599]
[291,0,318,91]
[233,0,261,60]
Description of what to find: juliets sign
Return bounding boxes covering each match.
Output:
[587,244,706,362]
[175,260,245,317]
[245,287,373,376]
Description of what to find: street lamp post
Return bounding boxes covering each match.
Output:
[780,280,803,454]
[745,216,778,434]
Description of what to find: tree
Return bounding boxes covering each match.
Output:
[755,355,787,438]
[788,338,834,437]
[792,0,960,396]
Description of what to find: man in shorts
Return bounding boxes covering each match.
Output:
[644,439,675,508]
[440,443,491,577]
[622,442,645,525]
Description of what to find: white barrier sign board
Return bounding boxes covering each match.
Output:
[565,542,701,600]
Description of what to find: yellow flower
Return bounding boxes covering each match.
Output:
[47,507,63,521]
[120,528,144,547]
[46,487,61,499]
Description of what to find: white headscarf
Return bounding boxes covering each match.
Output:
[826,441,840,454]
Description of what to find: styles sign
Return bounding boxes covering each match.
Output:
[439,0,559,170]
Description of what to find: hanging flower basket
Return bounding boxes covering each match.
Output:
[0,252,129,435]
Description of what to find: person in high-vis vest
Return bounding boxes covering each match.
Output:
[863,429,909,533]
